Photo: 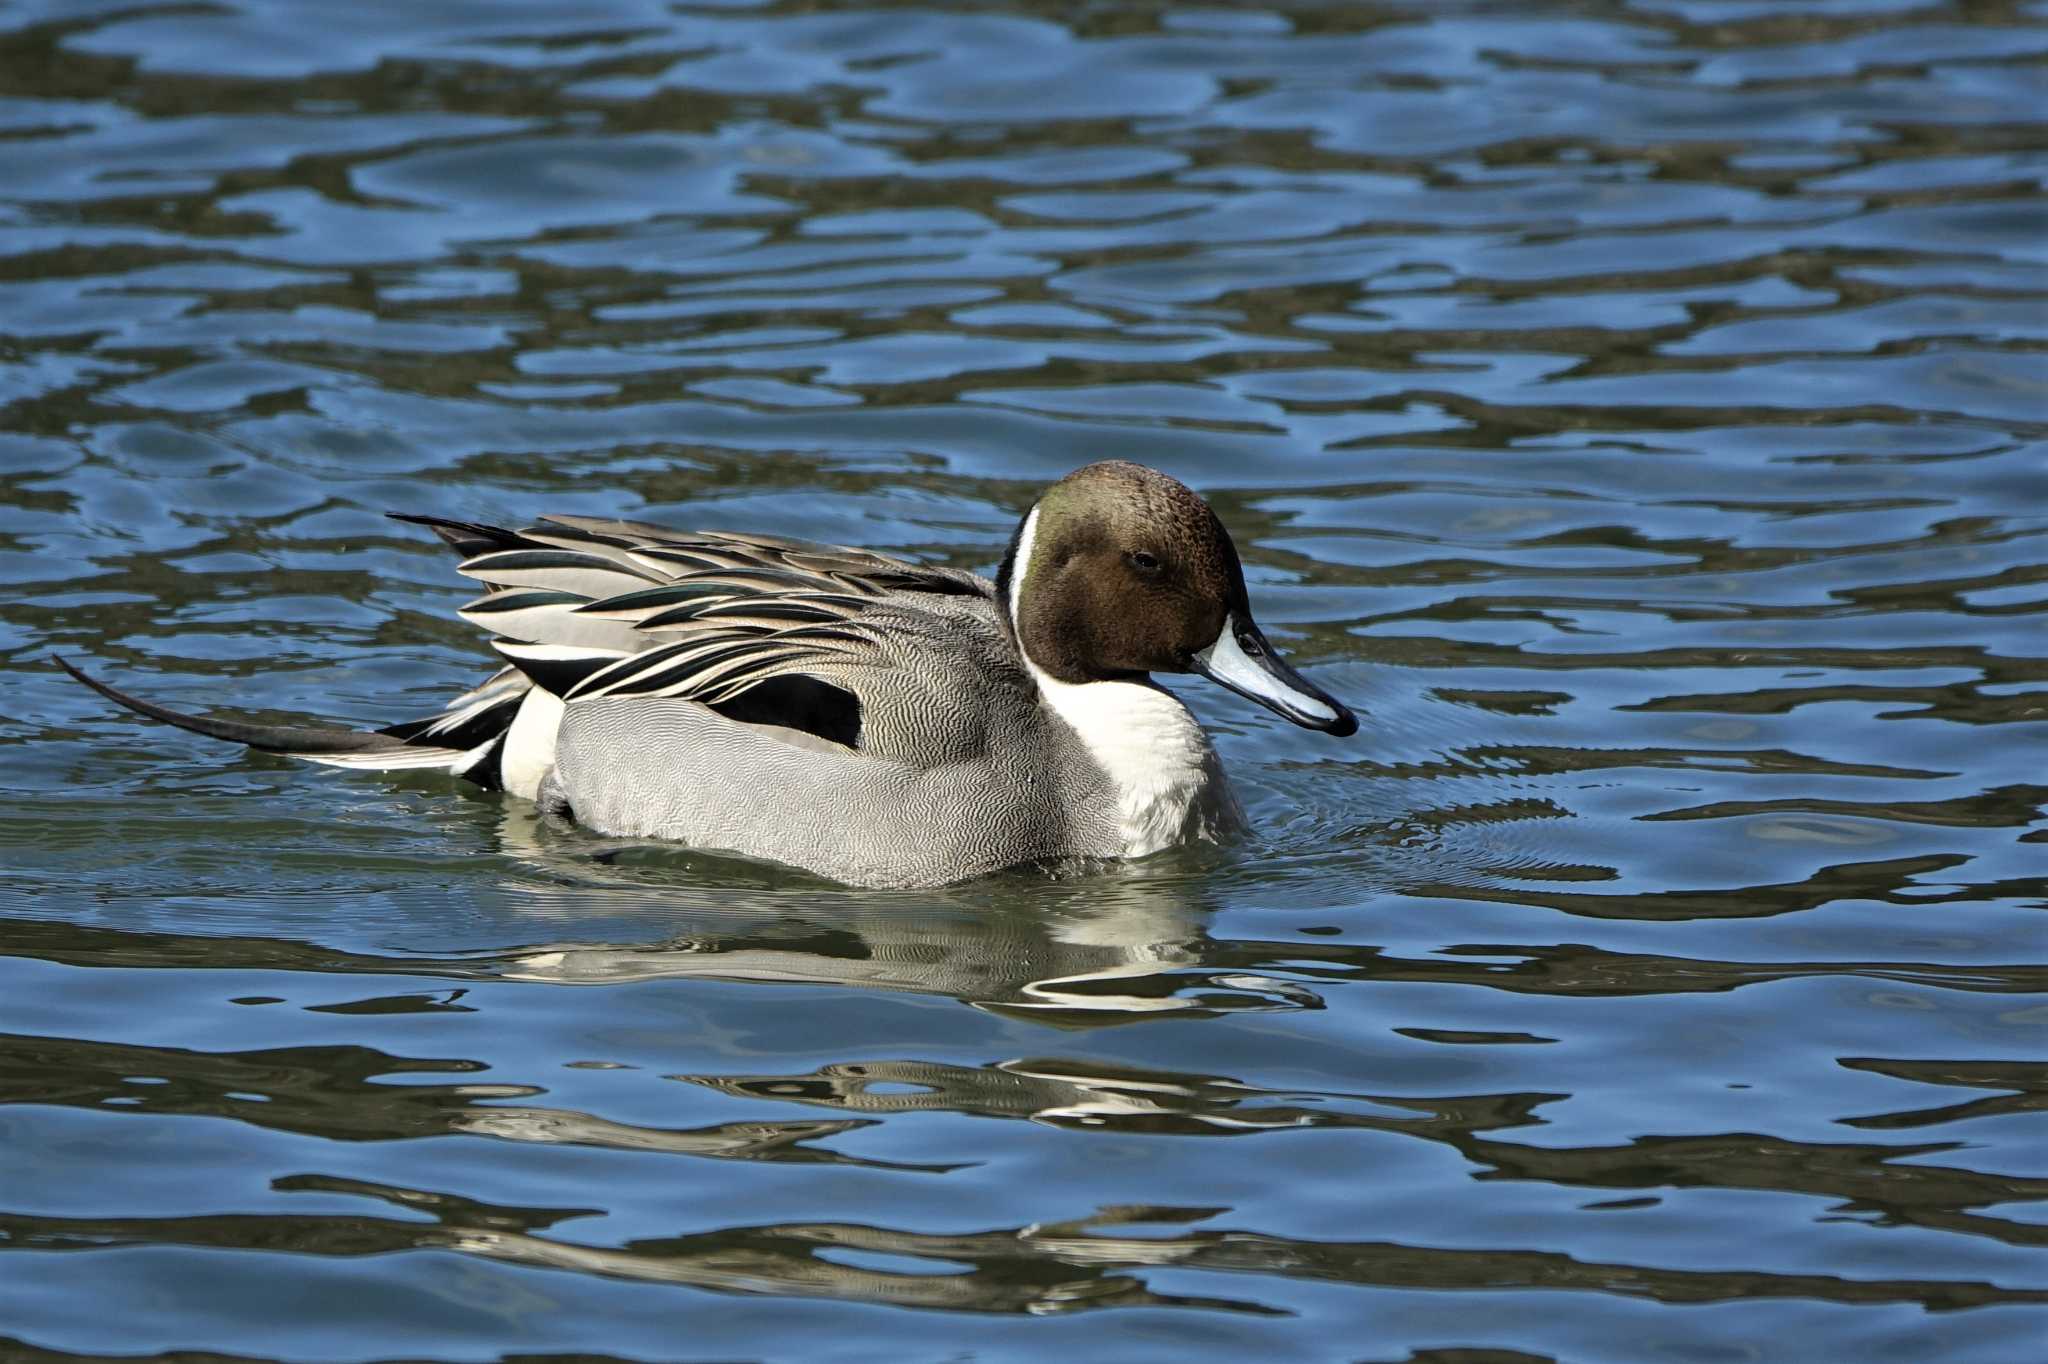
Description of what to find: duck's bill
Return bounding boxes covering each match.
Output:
[1191,617,1357,737]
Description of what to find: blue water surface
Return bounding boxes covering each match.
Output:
[1,2,2044,1361]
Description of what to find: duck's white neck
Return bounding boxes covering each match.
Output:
[1029,664,1236,856]
[1008,508,1239,856]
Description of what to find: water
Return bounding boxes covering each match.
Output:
[2,0,2044,1358]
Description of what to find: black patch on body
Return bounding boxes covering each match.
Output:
[709,675,862,750]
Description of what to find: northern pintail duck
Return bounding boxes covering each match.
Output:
[61,461,1355,888]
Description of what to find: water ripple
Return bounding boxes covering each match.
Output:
[2,0,2043,1359]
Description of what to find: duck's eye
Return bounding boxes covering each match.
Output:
[1128,550,1162,574]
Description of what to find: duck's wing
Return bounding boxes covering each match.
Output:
[413,511,991,707]
[433,514,1002,761]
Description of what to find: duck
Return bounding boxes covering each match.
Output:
[58,461,1356,888]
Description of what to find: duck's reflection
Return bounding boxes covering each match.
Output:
[0,1027,956,1171]
[488,804,1314,1022]
[683,1057,1345,1134]
[445,1108,962,1172]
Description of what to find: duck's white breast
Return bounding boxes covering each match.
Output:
[1028,668,1239,857]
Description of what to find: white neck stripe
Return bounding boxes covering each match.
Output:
[1007,505,1038,657]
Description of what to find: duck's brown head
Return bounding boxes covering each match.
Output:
[996,461,1356,736]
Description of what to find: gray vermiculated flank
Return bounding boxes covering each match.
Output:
[554,590,1125,889]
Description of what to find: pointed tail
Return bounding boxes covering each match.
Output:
[53,655,520,785]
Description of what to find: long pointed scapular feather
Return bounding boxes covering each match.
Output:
[624,546,757,574]
[513,526,665,574]
[386,513,529,559]
[538,513,701,543]
[490,640,631,698]
[456,548,659,600]
[572,581,743,619]
[457,590,646,652]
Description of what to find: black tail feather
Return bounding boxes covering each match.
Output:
[54,654,415,757]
